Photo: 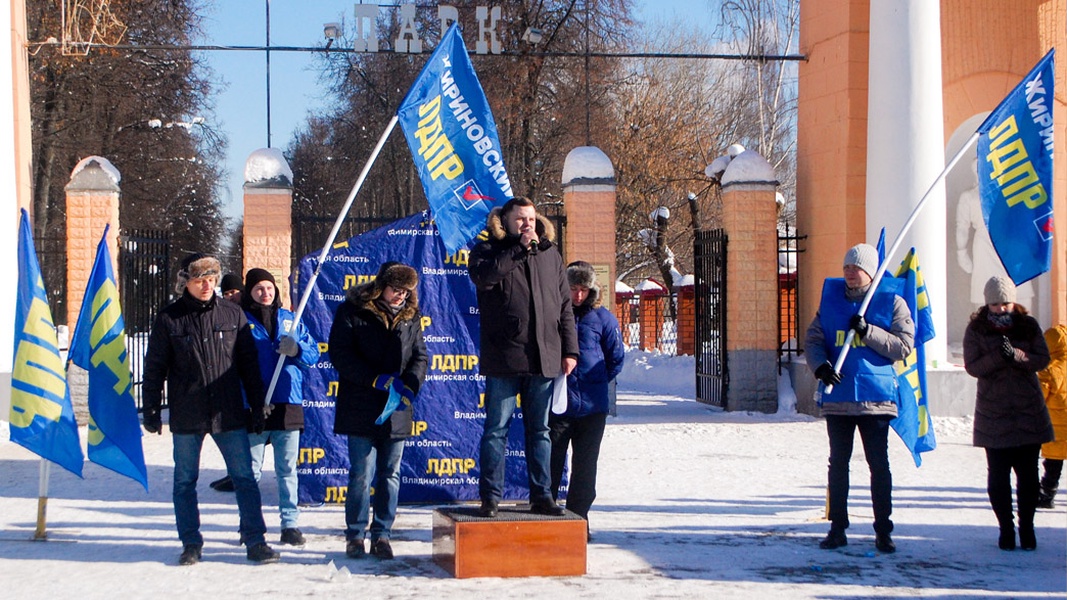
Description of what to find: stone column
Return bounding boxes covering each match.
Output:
[865,0,946,363]
[243,149,294,308]
[562,146,616,312]
[721,151,779,413]
[65,156,121,422]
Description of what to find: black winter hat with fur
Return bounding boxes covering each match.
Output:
[175,253,221,294]
[376,262,418,292]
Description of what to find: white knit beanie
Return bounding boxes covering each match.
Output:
[843,243,879,278]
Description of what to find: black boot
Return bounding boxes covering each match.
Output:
[998,526,1016,551]
[1019,524,1036,551]
[1036,485,1056,509]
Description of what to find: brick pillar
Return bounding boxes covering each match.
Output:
[65,156,121,423]
[65,157,121,331]
[637,282,665,351]
[676,284,695,356]
[243,149,294,308]
[562,146,616,312]
[721,151,779,413]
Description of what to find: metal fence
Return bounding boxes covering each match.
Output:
[120,229,171,409]
[693,229,728,407]
[778,227,806,368]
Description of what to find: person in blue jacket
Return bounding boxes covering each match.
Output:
[804,243,914,554]
[549,261,624,534]
[242,268,320,547]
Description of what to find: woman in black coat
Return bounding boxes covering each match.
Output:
[963,276,1054,551]
[329,262,427,560]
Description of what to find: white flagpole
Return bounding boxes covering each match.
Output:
[34,459,51,540]
[824,131,979,394]
[262,115,400,404]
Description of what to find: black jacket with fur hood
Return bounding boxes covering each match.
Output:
[468,207,579,377]
[329,279,428,439]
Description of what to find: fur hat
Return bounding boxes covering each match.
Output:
[567,261,598,290]
[984,275,1017,305]
[843,243,879,278]
[377,262,418,292]
[175,253,221,294]
[221,273,243,293]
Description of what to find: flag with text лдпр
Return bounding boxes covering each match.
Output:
[397,22,513,254]
[68,225,148,490]
[977,49,1055,285]
[890,248,937,467]
[10,208,84,477]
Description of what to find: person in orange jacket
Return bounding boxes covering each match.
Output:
[1037,324,1067,508]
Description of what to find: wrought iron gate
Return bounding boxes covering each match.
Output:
[694,229,728,407]
[119,229,170,409]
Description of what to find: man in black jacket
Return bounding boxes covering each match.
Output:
[142,253,280,566]
[469,197,579,518]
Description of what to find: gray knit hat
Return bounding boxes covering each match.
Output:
[984,275,1017,305]
[843,243,879,278]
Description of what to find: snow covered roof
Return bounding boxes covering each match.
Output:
[721,150,777,188]
[635,278,665,292]
[562,146,615,186]
[674,273,695,287]
[615,280,634,293]
[68,156,121,190]
[244,148,293,187]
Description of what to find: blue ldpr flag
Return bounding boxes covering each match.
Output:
[890,248,937,467]
[68,226,148,490]
[10,209,84,477]
[977,49,1055,285]
[397,23,513,254]
[374,386,411,426]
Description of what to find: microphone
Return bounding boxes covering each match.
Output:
[528,239,538,252]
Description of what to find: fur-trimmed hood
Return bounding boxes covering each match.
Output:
[485,206,556,245]
[345,280,418,328]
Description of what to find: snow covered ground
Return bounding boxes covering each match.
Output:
[1,354,1064,598]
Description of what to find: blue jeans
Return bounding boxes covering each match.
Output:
[479,375,554,503]
[345,435,404,543]
[172,430,267,547]
[249,429,300,529]
[825,414,893,534]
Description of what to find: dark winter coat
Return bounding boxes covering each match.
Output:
[468,207,579,377]
[329,281,428,440]
[142,292,265,434]
[963,307,1055,449]
[565,287,625,418]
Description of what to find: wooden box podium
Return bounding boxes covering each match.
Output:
[432,505,587,578]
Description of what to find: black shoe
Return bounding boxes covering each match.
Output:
[874,533,896,553]
[178,544,202,566]
[530,499,566,516]
[1019,525,1036,551]
[370,538,394,560]
[280,528,305,546]
[238,532,247,546]
[478,500,498,518]
[345,539,365,559]
[246,542,280,563]
[819,530,848,549]
[209,475,235,492]
[998,528,1016,551]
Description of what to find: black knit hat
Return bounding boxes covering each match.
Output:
[243,268,280,309]
[221,273,243,293]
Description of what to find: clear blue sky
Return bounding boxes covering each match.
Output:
[198,1,717,221]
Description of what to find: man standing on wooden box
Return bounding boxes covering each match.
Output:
[469,196,579,518]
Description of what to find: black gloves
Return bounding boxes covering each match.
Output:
[849,314,868,338]
[251,408,266,434]
[143,411,162,435]
[1000,336,1016,360]
[814,362,842,386]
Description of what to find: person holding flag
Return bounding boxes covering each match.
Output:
[329,262,427,560]
[963,276,1053,551]
[141,253,279,566]
[804,243,914,554]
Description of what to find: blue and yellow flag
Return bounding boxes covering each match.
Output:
[977,49,1055,285]
[397,23,513,254]
[890,248,937,467]
[10,209,83,477]
[68,225,148,490]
